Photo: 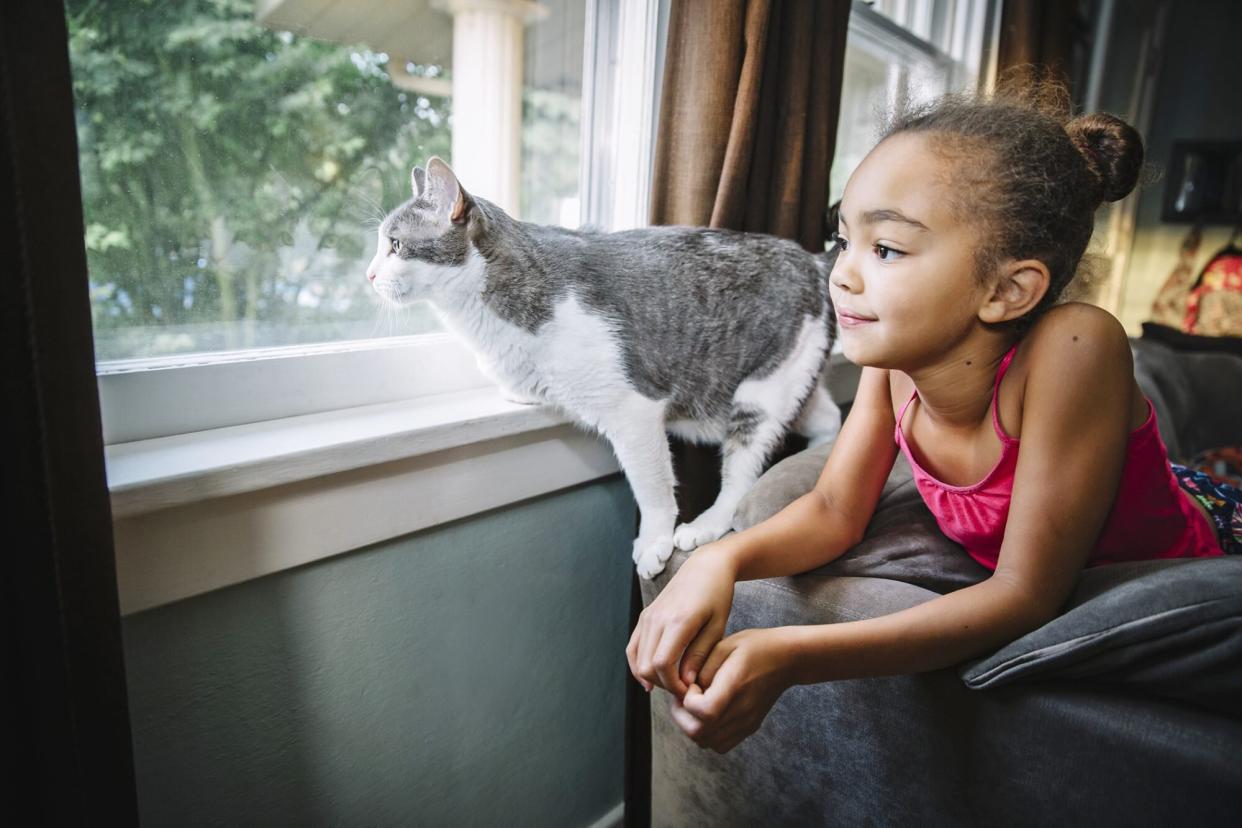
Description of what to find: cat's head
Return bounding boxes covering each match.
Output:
[366,156,476,305]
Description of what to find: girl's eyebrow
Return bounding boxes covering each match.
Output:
[840,208,930,233]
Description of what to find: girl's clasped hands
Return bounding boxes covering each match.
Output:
[626,547,799,754]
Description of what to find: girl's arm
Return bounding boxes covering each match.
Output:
[713,365,899,581]
[629,366,896,697]
[673,306,1137,752]
[771,305,1138,684]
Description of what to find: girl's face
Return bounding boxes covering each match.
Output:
[830,132,994,370]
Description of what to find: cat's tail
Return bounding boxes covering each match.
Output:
[792,382,842,448]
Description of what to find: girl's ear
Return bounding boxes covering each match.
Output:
[979,260,1050,324]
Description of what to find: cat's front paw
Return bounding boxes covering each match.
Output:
[673,509,732,552]
[632,535,674,579]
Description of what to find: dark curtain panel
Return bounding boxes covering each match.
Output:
[1,0,139,821]
[996,0,1078,92]
[647,0,852,522]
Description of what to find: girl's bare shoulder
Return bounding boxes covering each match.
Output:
[1018,302,1141,427]
[1022,302,1132,373]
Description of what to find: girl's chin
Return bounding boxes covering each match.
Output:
[838,337,896,370]
[838,330,873,357]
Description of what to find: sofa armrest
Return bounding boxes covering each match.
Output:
[732,440,990,595]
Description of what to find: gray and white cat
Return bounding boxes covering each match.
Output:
[367,157,840,579]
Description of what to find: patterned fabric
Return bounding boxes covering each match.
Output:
[1186,445,1242,488]
[1183,248,1242,337]
[1172,464,1242,555]
[1150,225,1202,328]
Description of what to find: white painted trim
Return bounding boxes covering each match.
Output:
[98,333,490,444]
[106,386,582,518]
[585,802,625,828]
[111,404,622,615]
[609,0,662,230]
[581,0,663,231]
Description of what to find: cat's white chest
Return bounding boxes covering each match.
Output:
[535,295,632,418]
[435,286,632,429]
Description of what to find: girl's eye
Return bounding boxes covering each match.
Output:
[830,231,848,252]
[874,243,904,262]
[389,237,402,254]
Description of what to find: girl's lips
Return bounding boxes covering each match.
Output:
[836,308,877,327]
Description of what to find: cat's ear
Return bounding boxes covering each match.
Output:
[425,156,472,225]
[411,166,426,198]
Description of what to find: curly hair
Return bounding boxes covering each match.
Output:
[875,71,1146,332]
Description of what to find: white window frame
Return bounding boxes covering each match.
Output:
[847,0,997,122]
[859,0,997,86]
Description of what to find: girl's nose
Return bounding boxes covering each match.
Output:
[830,260,860,294]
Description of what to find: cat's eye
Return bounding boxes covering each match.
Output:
[389,237,402,254]
[874,243,904,262]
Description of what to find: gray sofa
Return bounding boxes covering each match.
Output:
[639,337,1242,826]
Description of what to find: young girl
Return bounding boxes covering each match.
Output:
[625,83,1240,755]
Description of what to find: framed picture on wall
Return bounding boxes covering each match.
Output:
[1161,139,1242,223]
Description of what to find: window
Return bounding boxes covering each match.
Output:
[70,0,665,444]
[70,0,587,366]
[830,0,996,205]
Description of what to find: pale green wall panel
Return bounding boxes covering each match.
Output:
[121,477,637,827]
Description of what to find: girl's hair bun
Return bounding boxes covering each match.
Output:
[1064,112,1144,203]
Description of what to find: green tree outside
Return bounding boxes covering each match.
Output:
[68,0,451,361]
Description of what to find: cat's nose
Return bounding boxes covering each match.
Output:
[367,270,376,282]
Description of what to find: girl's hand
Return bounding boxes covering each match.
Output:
[668,627,798,754]
[626,545,738,697]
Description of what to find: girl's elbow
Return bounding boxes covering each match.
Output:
[987,575,1066,635]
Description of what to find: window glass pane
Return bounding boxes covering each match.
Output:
[67,0,584,364]
[522,0,585,228]
[830,26,952,206]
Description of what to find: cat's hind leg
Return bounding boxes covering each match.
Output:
[672,315,828,551]
[671,405,789,551]
[596,393,680,579]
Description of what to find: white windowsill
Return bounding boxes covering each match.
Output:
[107,388,623,616]
[106,387,583,518]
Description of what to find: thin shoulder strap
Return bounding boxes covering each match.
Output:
[991,342,1020,440]
[895,387,919,440]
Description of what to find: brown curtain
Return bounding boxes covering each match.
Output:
[651,0,851,252]
[996,0,1077,93]
[647,0,852,521]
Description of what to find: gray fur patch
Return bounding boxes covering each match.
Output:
[727,405,764,446]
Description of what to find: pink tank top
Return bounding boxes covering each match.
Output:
[893,343,1224,570]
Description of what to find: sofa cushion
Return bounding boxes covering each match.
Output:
[1131,336,1242,461]
[960,557,1242,715]
[732,440,990,595]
